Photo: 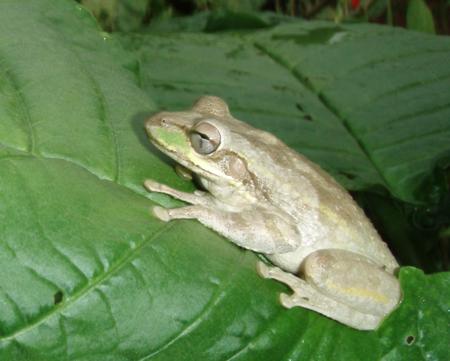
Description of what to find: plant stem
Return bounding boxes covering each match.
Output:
[386,0,393,25]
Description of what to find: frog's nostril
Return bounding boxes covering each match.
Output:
[160,117,168,126]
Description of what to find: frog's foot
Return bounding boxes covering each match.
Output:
[256,260,385,330]
[279,290,317,309]
[256,261,302,286]
[257,262,316,307]
[144,179,210,205]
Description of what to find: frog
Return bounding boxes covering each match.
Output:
[144,95,401,330]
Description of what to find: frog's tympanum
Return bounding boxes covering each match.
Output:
[144,96,401,330]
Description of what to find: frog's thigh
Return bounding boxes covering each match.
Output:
[302,249,401,318]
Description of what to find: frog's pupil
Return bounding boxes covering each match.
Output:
[191,131,216,154]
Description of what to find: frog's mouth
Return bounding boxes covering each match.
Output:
[148,129,220,182]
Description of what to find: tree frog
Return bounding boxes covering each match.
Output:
[144,96,401,330]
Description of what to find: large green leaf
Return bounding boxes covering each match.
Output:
[0,1,449,360]
[124,21,450,204]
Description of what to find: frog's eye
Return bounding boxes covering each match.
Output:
[190,122,221,155]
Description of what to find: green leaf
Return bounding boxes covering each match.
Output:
[123,22,450,204]
[377,268,449,361]
[143,11,294,33]
[79,0,269,33]
[0,1,449,360]
[205,0,267,12]
[115,0,150,32]
[204,10,274,32]
[440,227,450,238]
[407,0,436,34]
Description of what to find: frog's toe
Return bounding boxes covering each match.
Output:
[279,293,295,308]
[152,206,171,222]
[256,261,270,278]
[144,179,163,192]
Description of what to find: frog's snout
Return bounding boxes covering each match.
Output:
[146,112,168,128]
[145,112,172,138]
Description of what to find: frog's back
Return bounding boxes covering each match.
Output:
[245,136,398,272]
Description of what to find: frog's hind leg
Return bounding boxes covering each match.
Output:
[256,260,383,330]
[257,261,328,309]
[299,249,401,325]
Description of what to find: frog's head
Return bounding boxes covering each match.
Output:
[146,96,272,193]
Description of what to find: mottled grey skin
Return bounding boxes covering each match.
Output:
[144,96,401,330]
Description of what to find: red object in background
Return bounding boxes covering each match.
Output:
[351,0,361,9]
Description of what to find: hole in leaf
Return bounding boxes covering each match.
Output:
[405,335,415,345]
[295,103,313,121]
[54,290,64,305]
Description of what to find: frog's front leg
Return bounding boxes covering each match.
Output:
[149,203,300,254]
[257,249,401,330]
[144,179,210,206]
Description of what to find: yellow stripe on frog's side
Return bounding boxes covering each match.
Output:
[327,282,389,304]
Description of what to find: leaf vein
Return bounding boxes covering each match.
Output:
[0,288,27,328]
[361,101,450,135]
[357,73,450,108]
[372,128,450,155]
[0,57,36,154]
[223,311,288,361]
[139,251,247,361]
[95,288,121,351]
[338,48,450,78]
[45,26,121,183]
